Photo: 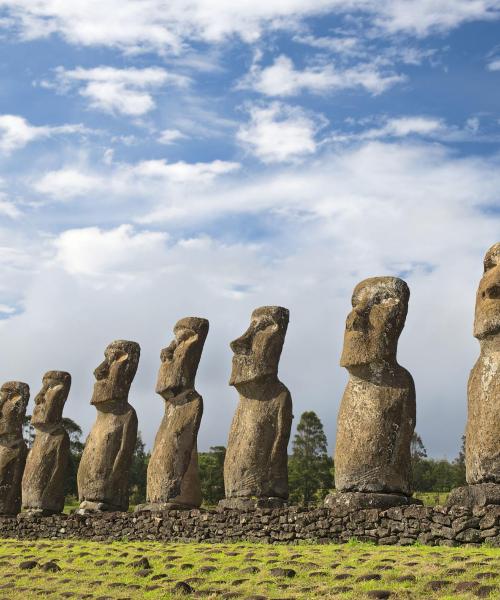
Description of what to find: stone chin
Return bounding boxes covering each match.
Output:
[473,313,500,340]
[340,333,383,368]
[155,384,177,399]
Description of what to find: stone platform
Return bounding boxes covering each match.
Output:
[0,504,499,546]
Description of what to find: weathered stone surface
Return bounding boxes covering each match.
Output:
[447,483,500,509]
[0,381,29,515]
[329,277,416,505]
[222,307,292,507]
[77,340,139,512]
[141,317,208,511]
[22,371,71,515]
[466,242,500,486]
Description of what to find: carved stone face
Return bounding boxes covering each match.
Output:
[155,317,209,399]
[91,340,140,406]
[229,306,289,387]
[0,381,29,437]
[340,277,410,368]
[31,371,71,427]
[473,242,500,340]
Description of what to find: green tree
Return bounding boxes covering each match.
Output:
[22,415,35,448]
[288,411,333,505]
[129,431,149,505]
[411,431,428,492]
[452,434,466,487]
[62,417,84,497]
[198,446,226,506]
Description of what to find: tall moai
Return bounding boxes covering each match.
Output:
[448,243,500,507]
[325,277,419,510]
[0,381,29,515]
[22,371,71,515]
[137,317,208,511]
[220,306,293,509]
[77,340,139,512]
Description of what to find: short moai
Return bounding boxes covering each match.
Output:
[77,340,139,512]
[448,242,500,508]
[0,381,29,515]
[220,306,293,509]
[325,277,419,510]
[22,371,71,515]
[137,317,209,511]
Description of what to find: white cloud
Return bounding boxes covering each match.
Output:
[157,129,186,144]
[237,102,323,163]
[131,159,240,182]
[328,115,500,145]
[362,116,445,139]
[32,158,240,201]
[1,1,499,53]
[51,66,189,116]
[0,192,21,218]
[53,225,168,278]
[0,304,16,314]
[0,114,87,154]
[34,169,104,200]
[374,0,500,36]
[242,55,405,97]
[487,58,500,71]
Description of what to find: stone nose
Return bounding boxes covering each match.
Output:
[346,304,369,331]
[94,359,109,381]
[230,329,253,355]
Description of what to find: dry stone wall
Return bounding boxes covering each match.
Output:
[0,505,499,547]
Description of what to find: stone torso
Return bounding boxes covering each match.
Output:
[22,429,70,513]
[224,384,292,500]
[77,407,138,510]
[147,391,203,507]
[0,440,27,514]
[466,349,500,484]
[334,367,415,495]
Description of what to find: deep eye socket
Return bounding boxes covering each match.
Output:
[252,317,275,333]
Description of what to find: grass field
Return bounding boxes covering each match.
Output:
[0,538,499,599]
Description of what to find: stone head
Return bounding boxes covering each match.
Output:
[91,340,140,407]
[155,317,209,399]
[229,306,289,387]
[0,381,29,437]
[473,242,500,340]
[340,276,410,368]
[31,371,71,428]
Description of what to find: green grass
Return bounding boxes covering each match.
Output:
[0,538,498,599]
[413,492,450,506]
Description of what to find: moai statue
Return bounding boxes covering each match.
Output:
[136,317,209,512]
[325,277,419,510]
[77,340,139,512]
[21,371,71,515]
[0,381,29,515]
[220,306,293,509]
[448,243,500,508]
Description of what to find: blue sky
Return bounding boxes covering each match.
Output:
[0,1,499,458]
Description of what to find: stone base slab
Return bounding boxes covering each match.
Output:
[19,509,61,518]
[218,497,287,510]
[447,483,500,508]
[324,491,423,510]
[134,502,197,512]
[77,500,124,514]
